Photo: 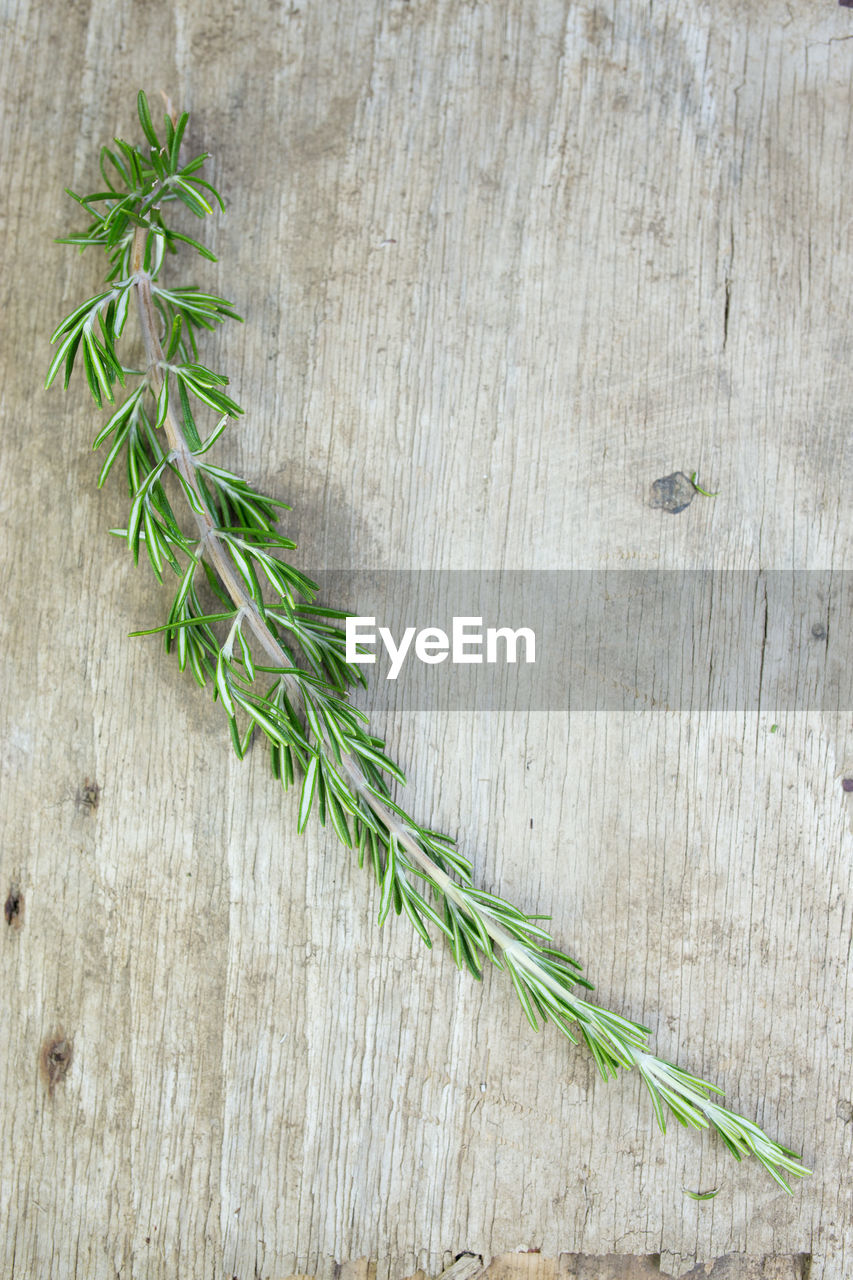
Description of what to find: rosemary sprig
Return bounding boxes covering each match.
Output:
[47,93,810,1193]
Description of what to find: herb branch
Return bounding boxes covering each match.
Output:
[47,93,810,1192]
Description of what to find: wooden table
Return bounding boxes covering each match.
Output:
[1,2,851,1276]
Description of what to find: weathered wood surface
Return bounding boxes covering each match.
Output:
[2,1,852,1277]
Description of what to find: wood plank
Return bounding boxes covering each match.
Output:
[1,1,851,1277]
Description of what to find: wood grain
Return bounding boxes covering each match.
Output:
[1,1,852,1277]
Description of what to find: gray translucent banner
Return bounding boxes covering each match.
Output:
[308,570,852,712]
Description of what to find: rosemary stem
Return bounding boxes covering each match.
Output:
[118,183,807,1184]
[50,95,810,1190]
